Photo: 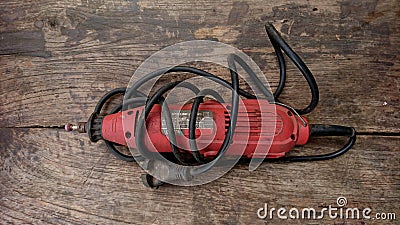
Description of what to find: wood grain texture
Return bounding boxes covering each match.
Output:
[0,0,399,224]
[0,128,399,224]
[0,0,398,132]
[0,30,50,57]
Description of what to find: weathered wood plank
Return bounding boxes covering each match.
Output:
[0,127,195,224]
[0,0,399,132]
[0,128,399,224]
[0,0,399,224]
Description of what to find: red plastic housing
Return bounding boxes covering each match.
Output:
[102,99,310,159]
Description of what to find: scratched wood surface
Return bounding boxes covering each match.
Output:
[0,0,399,224]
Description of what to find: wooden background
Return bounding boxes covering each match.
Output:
[1,0,399,224]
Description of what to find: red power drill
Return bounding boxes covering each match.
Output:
[66,24,356,188]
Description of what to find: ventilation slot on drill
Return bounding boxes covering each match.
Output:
[224,110,282,136]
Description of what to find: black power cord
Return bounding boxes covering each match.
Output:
[91,23,356,178]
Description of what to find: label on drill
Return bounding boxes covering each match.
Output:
[161,110,214,136]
